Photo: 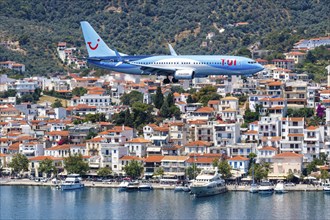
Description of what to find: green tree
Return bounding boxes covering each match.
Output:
[236,47,251,57]
[72,87,88,97]
[64,154,89,176]
[244,106,260,124]
[166,92,175,107]
[120,91,143,106]
[169,106,181,119]
[153,167,164,177]
[124,109,133,127]
[249,162,270,181]
[39,158,57,177]
[171,86,185,94]
[154,86,164,109]
[131,102,154,130]
[187,95,195,103]
[9,154,29,175]
[51,99,63,108]
[84,113,106,123]
[185,163,201,180]
[97,167,112,177]
[0,89,17,98]
[320,170,329,183]
[160,100,170,118]
[192,85,221,106]
[86,131,97,140]
[123,160,144,179]
[286,170,294,182]
[212,158,219,168]
[248,152,257,170]
[218,160,232,179]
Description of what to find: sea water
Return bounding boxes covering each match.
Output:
[1,186,329,220]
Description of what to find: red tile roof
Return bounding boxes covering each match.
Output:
[29,156,63,161]
[126,138,150,143]
[144,155,164,163]
[273,152,303,158]
[120,155,144,161]
[195,106,214,113]
[259,146,277,151]
[185,141,212,147]
[46,131,69,136]
[228,156,249,161]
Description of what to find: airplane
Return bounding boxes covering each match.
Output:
[80,21,264,84]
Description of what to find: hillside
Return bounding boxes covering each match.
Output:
[0,0,329,75]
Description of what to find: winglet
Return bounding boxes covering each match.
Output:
[168,44,178,56]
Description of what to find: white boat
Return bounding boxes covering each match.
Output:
[60,174,84,190]
[126,181,140,191]
[274,180,287,194]
[190,169,227,197]
[138,183,153,191]
[258,180,274,194]
[323,183,330,192]
[249,183,259,193]
[118,181,129,191]
[174,185,190,192]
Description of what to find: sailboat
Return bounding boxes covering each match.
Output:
[249,163,259,193]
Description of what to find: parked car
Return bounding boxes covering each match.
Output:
[102,179,112,184]
[285,182,296,186]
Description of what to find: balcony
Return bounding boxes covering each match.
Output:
[89,162,100,168]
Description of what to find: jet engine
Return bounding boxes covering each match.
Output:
[174,69,195,79]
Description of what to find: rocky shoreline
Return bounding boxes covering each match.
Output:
[0,179,326,191]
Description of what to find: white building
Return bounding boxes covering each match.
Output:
[73,94,111,107]
[303,126,324,163]
[280,117,304,154]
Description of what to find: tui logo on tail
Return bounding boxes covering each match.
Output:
[87,39,100,50]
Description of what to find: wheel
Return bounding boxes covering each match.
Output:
[163,78,171,84]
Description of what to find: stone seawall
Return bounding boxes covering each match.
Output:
[0,179,326,191]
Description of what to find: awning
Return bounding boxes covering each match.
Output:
[147,147,161,152]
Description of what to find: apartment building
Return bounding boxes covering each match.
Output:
[303,126,324,163]
[280,117,304,154]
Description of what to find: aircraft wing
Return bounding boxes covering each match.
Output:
[128,62,176,75]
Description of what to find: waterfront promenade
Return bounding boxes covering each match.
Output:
[0,178,325,191]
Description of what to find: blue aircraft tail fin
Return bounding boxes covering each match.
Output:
[80,21,125,57]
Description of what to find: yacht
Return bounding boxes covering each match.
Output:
[249,183,259,193]
[323,183,330,193]
[190,169,227,197]
[126,181,140,191]
[60,174,84,190]
[138,183,153,191]
[274,180,287,194]
[258,180,274,194]
[118,181,129,191]
[174,185,190,192]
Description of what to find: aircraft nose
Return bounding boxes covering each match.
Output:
[256,63,264,72]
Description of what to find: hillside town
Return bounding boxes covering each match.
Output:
[0,36,330,184]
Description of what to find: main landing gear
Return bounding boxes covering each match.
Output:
[162,77,178,84]
[172,78,178,83]
[163,78,171,84]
